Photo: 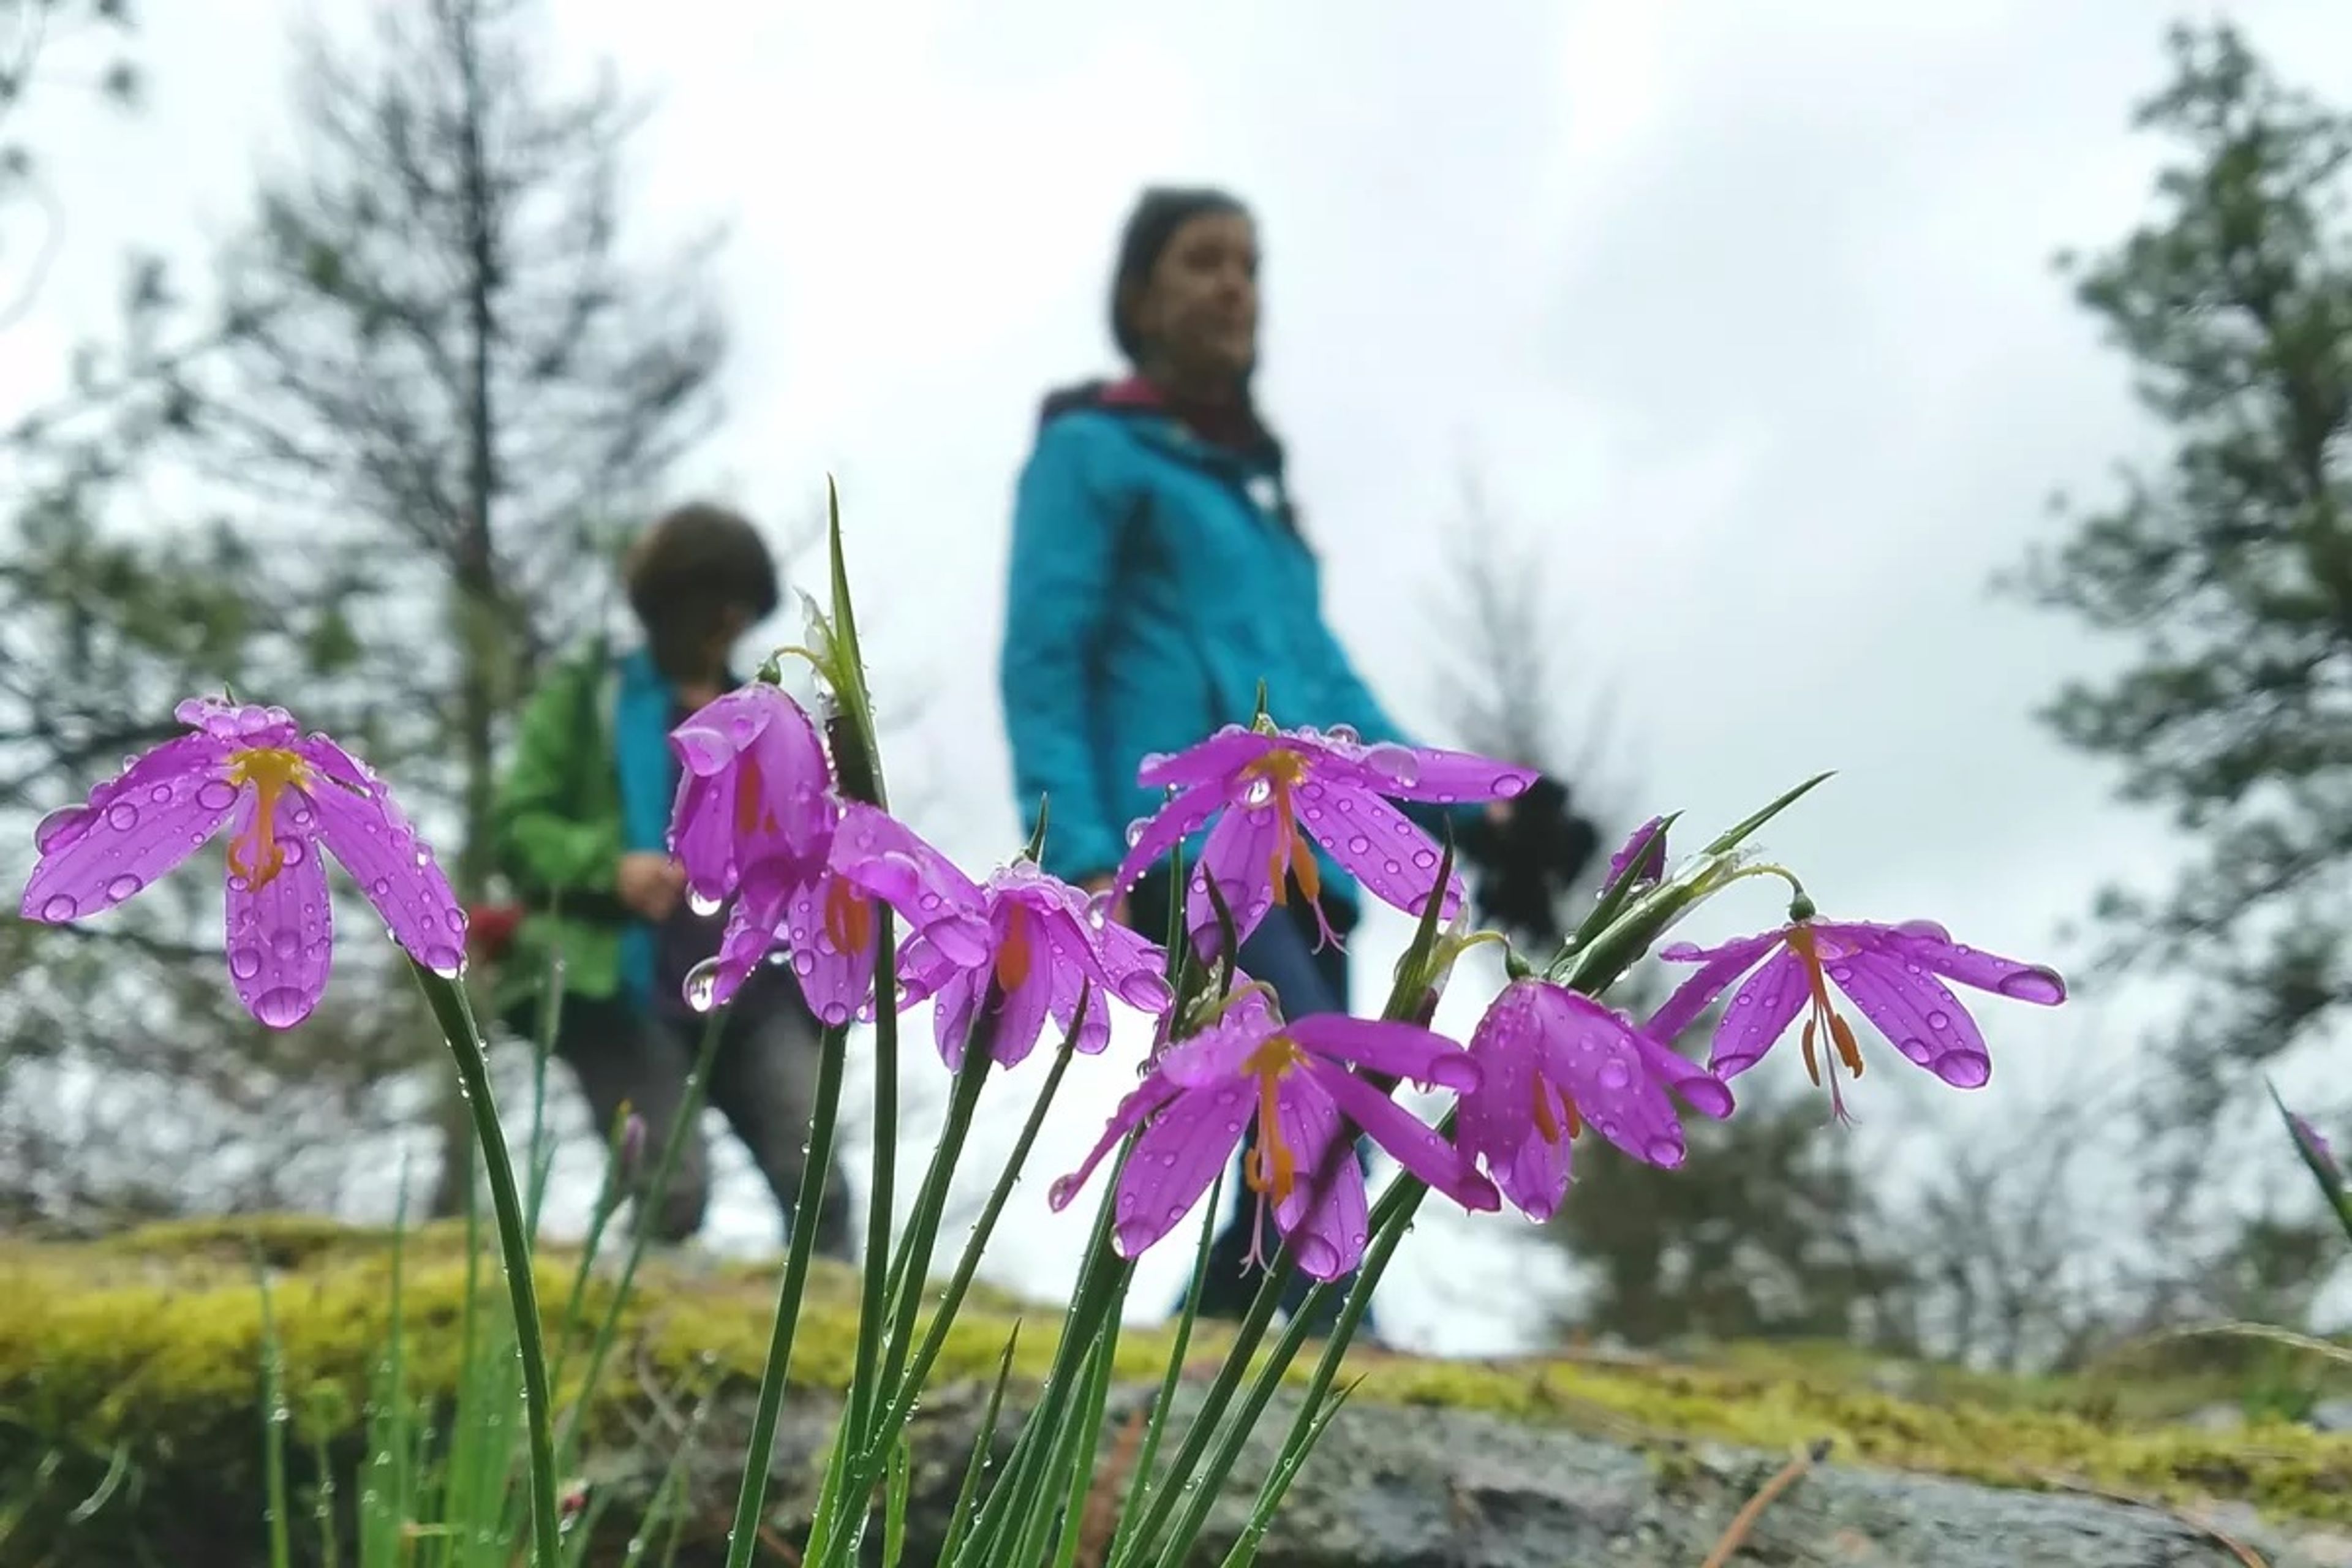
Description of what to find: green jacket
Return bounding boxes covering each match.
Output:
[490,650,631,1010]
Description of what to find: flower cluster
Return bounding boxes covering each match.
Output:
[21,687,2069,1284]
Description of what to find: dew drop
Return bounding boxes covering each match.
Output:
[1924,1009,1951,1031]
[1492,773,1530,798]
[1827,963,1852,984]
[38,891,78,921]
[687,888,721,918]
[1126,818,1150,848]
[105,873,142,902]
[271,929,301,959]
[1644,1136,1683,1165]
[148,783,173,805]
[1597,1058,1632,1091]
[421,942,464,978]
[1996,967,2067,1005]
[280,839,306,865]
[443,907,467,933]
[1940,1054,1993,1089]
[33,805,89,852]
[196,780,238,811]
[370,876,391,896]
[104,801,139,831]
[230,945,264,978]
[1242,777,1273,809]
[820,1000,851,1027]
[683,959,722,1013]
[252,987,309,1028]
[1411,848,1438,870]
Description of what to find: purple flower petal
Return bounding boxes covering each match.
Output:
[1110,777,1228,892]
[831,803,989,967]
[1158,1006,1278,1088]
[1308,1061,1499,1216]
[1602,816,1669,894]
[1706,946,1812,1079]
[296,737,465,975]
[1526,986,1698,1168]
[928,966,982,1066]
[978,956,1057,1069]
[1268,1074,1368,1280]
[1871,919,2068,1008]
[783,871,883,1027]
[1494,1111,1575,1223]
[1629,1028,1735,1120]
[1134,725,1270,791]
[667,685,835,905]
[21,732,239,922]
[1294,777,1464,925]
[1830,948,1992,1090]
[1181,801,1285,956]
[1460,987,1544,1177]
[1320,738,1539,808]
[1647,928,1786,1045]
[1050,1072,1183,1213]
[176,697,299,748]
[1110,1082,1245,1259]
[223,798,333,1030]
[1287,1013,1480,1093]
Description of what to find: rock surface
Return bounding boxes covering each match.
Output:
[11,1217,2352,1566]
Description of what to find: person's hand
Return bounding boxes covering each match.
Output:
[617,851,686,921]
[1079,872,1131,931]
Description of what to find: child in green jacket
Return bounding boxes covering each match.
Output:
[488,503,852,1257]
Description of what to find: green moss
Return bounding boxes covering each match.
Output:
[9,1218,2352,1528]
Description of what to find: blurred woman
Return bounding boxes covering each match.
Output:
[489,503,853,1257]
[998,187,1506,1334]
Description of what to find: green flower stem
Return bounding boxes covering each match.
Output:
[876,1037,994,1403]
[1107,1170,1226,1556]
[851,917,901,1443]
[408,961,562,1568]
[723,1019,853,1568]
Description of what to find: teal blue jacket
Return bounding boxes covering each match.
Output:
[998,380,1467,909]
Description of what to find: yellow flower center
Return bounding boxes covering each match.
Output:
[224,747,312,892]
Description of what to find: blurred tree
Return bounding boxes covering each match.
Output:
[2004,21,2352,1237]
[0,0,734,1223]
[0,0,140,330]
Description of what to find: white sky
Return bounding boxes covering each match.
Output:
[8,0,2351,1354]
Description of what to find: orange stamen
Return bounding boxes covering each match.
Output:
[733,756,767,837]
[1787,924,1864,1122]
[1238,1033,1305,1267]
[1531,1076,1583,1145]
[993,905,1033,995]
[823,878,875,956]
[223,747,311,893]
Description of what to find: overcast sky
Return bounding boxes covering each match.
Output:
[9,0,2351,1353]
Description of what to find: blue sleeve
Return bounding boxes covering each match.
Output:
[1000,420,1129,884]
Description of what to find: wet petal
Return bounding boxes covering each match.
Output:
[1602,816,1669,895]
[1182,802,1285,956]
[1705,947,1811,1079]
[1287,1013,1479,1093]
[782,872,882,1028]
[1494,1112,1575,1223]
[1832,949,1993,1090]
[1110,777,1229,892]
[1134,725,1272,791]
[223,801,332,1030]
[1319,738,1539,808]
[1050,1072,1181,1212]
[1629,1028,1736,1120]
[296,738,464,975]
[1460,986,1546,1174]
[1270,1076,1368,1281]
[1294,777,1463,925]
[1646,927,1787,1044]
[1158,1005,1282,1088]
[21,732,239,922]
[668,768,738,903]
[176,697,298,747]
[1110,1084,1245,1259]
[1051,970,1114,1058]
[1308,1062,1499,1215]
[703,870,793,1009]
[1867,919,2068,1008]
[831,803,989,965]
[978,960,1057,1069]
[1520,986,1692,1166]
[928,967,982,1068]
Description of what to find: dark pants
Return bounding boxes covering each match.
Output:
[519,976,854,1259]
[1129,873,1377,1338]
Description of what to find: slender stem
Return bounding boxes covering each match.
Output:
[851,918,900,1441]
[410,962,562,1568]
[723,1020,852,1568]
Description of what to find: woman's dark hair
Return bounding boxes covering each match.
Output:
[623,503,780,677]
[1109,184,1250,362]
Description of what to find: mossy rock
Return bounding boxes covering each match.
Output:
[7,1216,2352,1566]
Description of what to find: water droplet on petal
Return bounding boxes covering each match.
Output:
[1241,777,1273,809]
[421,942,464,978]
[1996,967,2067,1005]
[105,873,142,902]
[1492,773,1530,798]
[820,1000,851,1027]
[1644,1136,1683,1166]
[686,888,720,918]
[148,783,173,805]
[197,780,238,812]
[443,907,467,933]
[1924,1009,1951,1030]
[104,801,139,831]
[1597,1058,1632,1091]
[39,891,78,921]
[252,987,309,1028]
[33,805,90,851]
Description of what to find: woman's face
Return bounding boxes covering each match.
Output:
[1131,210,1259,386]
